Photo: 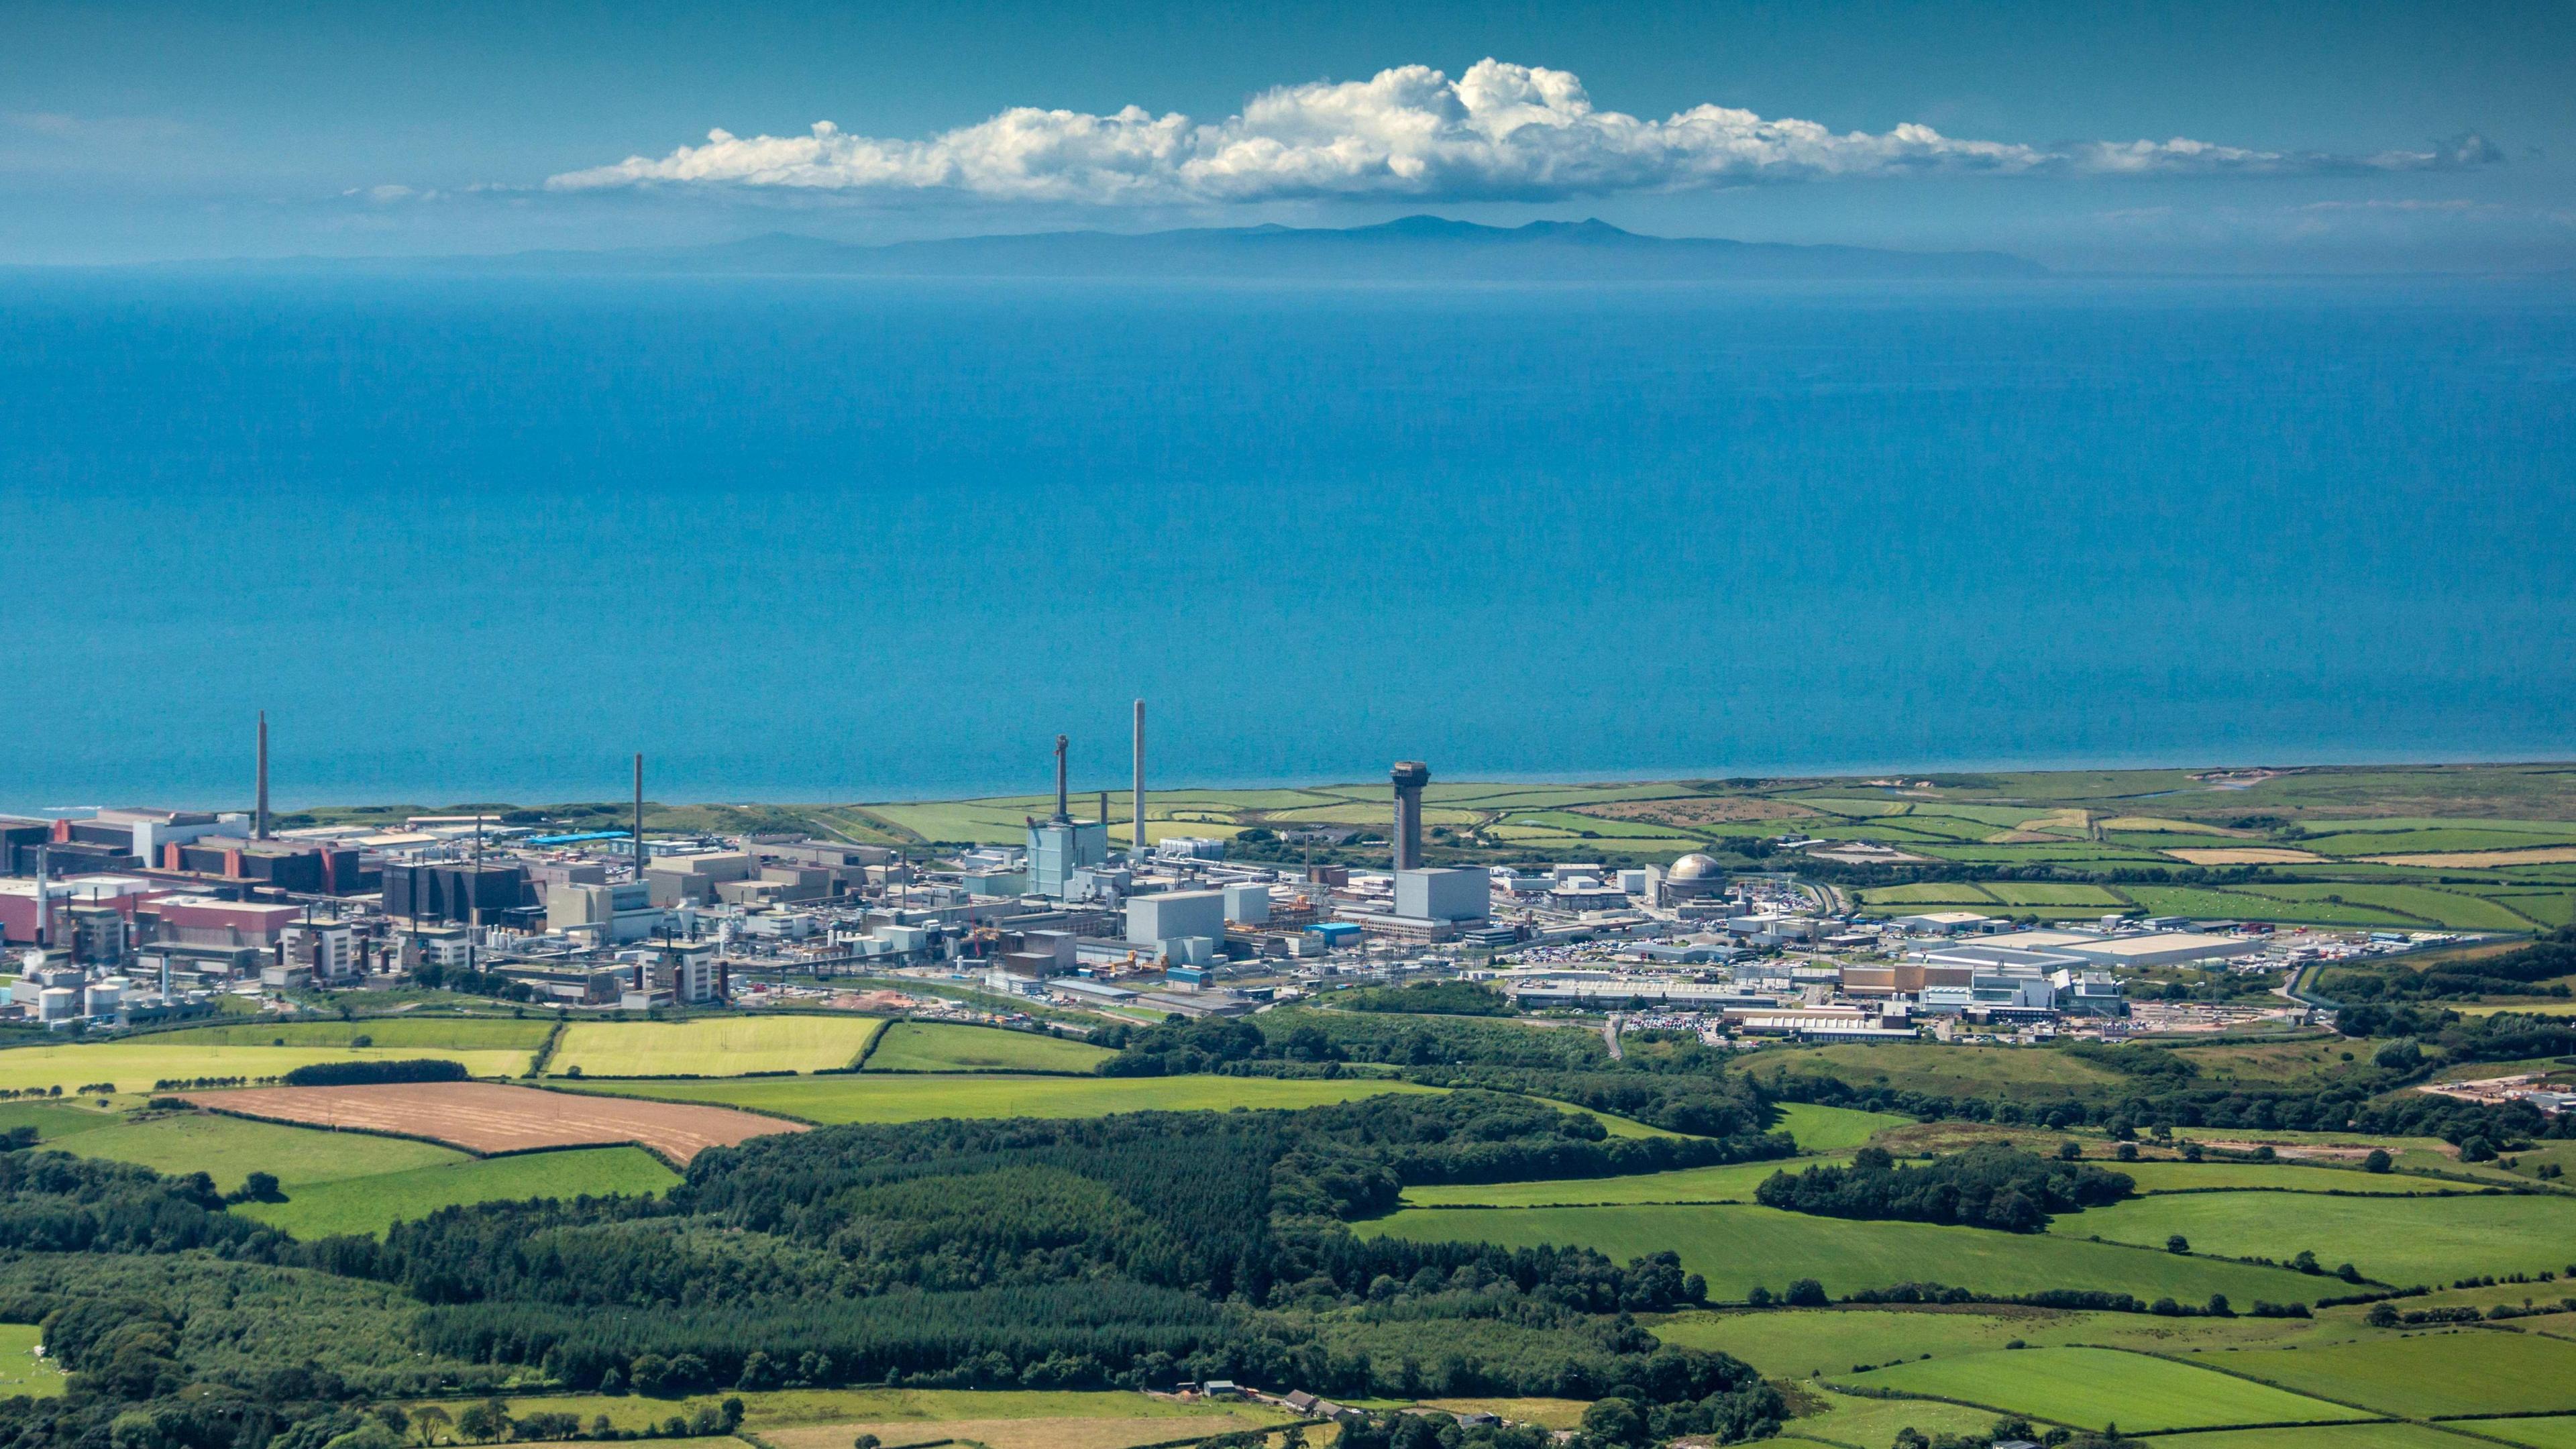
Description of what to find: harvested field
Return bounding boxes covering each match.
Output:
[180,1081,801,1163]
[2165,848,2326,865]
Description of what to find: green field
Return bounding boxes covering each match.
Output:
[239,1146,679,1239]
[1777,1102,1915,1150]
[1985,883,2131,907]
[550,1016,886,1077]
[48,1110,466,1192]
[574,1072,1442,1124]
[862,1022,1114,1074]
[1357,1203,2318,1304]
[2215,1329,2576,1417]
[1839,1346,2368,1431]
[1750,1042,2128,1099]
[0,1098,128,1141]
[2145,1426,2493,1449]
[409,1386,1289,1435]
[2455,1417,2576,1449]
[2115,1161,2455,1193]
[1401,1157,1843,1208]
[148,1018,556,1051]
[0,1324,64,1399]
[2061,1189,2576,1285]
[1654,1305,2318,1379]
[1778,1385,2004,1449]
[0,1042,536,1095]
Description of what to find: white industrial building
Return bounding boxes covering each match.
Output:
[1128,890,1228,959]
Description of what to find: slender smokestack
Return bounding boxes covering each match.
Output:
[1097,791,1108,827]
[256,711,271,841]
[633,753,646,881]
[32,845,49,950]
[1053,734,1070,822]
[1132,700,1146,863]
[1391,761,1430,871]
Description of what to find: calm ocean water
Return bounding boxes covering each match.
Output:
[1,272,2570,810]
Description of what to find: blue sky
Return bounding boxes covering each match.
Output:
[5,0,2571,269]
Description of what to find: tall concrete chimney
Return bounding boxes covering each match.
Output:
[255,711,271,841]
[1053,734,1071,822]
[633,753,646,881]
[1132,700,1146,863]
[1391,761,1430,871]
[31,844,50,950]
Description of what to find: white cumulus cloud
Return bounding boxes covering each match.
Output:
[547,60,2499,203]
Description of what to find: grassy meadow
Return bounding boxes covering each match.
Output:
[1358,1202,2318,1304]
[1774,1102,1915,1150]
[549,1016,885,1077]
[1652,1303,2320,1379]
[862,1021,1114,1073]
[2211,1330,2576,1417]
[44,1109,466,1193]
[0,1042,537,1094]
[573,1072,1444,1123]
[404,1387,1291,1439]
[237,1146,679,1238]
[1836,1346,2369,1432]
[0,1324,64,1399]
[148,1018,555,1051]
[2061,1189,2576,1285]
[1401,1157,1843,1208]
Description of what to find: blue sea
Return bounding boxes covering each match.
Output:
[1,272,2571,810]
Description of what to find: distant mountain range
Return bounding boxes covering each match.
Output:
[275,217,2047,282]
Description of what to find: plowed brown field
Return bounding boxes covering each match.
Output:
[180,1081,801,1163]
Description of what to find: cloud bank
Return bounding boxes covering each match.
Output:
[547,60,2498,203]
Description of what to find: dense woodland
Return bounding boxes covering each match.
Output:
[1753,1144,2133,1231]
[2317,926,2576,1004]
[0,973,2571,1449]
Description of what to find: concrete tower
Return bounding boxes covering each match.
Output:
[633,753,646,881]
[255,711,271,841]
[1132,700,1146,863]
[1391,760,1430,870]
[1028,733,1104,898]
[1052,734,1071,822]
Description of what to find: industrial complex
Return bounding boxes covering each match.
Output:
[0,707,2461,1042]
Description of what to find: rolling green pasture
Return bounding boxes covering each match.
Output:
[1986,883,2130,907]
[1357,1203,2317,1304]
[1402,1157,1840,1208]
[2145,1426,2491,1449]
[1655,1304,2318,1379]
[2114,1161,2451,1193]
[46,1110,465,1193]
[550,1016,885,1077]
[862,1022,1114,1073]
[410,1387,1287,1436]
[0,1043,533,1095]
[575,1072,1440,1124]
[1750,1042,2127,1099]
[2455,1417,2576,1449]
[2062,1190,2576,1285]
[2214,1329,2576,1417]
[1778,1385,2002,1449]
[148,1018,554,1051]
[0,1099,127,1141]
[1862,883,2001,906]
[0,1324,64,1399]
[1838,1346,2366,1432]
[1777,1102,1916,1150]
[239,1146,678,1239]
